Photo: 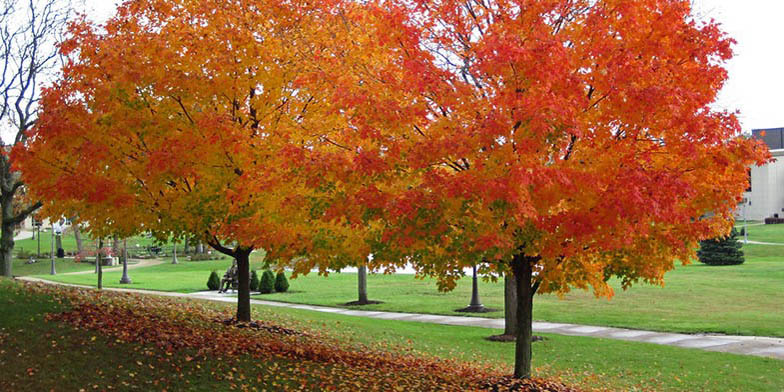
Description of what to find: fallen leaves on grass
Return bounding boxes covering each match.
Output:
[25,282,576,391]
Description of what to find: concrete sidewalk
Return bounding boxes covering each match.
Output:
[16,277,784,361]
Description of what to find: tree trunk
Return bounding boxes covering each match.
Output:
[73,224,83,255]
[97,239,103,289]
[94,240,99,273]
[197,242,204,254]
[171,243,178,264]
[183,237,190,254]
[504,274,518,336]
[511,254,537,379]
[235,248,252,321]
[112,235,120,259]
[358,265,368,304]
[0,198,14,277]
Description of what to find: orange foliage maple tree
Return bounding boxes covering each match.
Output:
[15,0,373,322]
[17,0,770,380]
[285,0,772,378]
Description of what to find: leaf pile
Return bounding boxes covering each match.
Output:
[26,282,576,391]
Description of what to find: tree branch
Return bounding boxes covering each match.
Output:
[8,200,41,224]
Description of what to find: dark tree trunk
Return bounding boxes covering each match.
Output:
[235,248,252,321]
[511,254,538,379]
[183,237,190,254]
[206,237,253,322]
[97,239,103,289]
[0,196,14,277]
[358,265,368,304]
[73,224,83,255]
[504,274,518,336]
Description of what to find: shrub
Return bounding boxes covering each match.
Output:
[697,228,745,266]
[190,253,223,261]
[207,271,221,290]
[250,270,260,291]
[259,270,275,294]
[274,271,289,293]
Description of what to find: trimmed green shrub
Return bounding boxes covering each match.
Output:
[697,228,745,266]
[190,253,226,261]
[207,271,221,290]
[259,270,275,294]
[250,270,260,291]
[274,271,289,293]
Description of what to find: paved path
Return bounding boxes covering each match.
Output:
[13,230,34,241]
[15,277,784,361]
[745,240,784,246]
[62,258,165,275]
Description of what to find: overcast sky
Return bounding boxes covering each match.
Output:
[81,1,784,133]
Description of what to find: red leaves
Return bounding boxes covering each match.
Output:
[29,282,575,391]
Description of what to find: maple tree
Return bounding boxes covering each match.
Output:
[15,0,378,321]
[288,0,771,378]
[15,0,772,381]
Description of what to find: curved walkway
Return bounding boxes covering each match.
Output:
[15,276,784,361]
[62,258,165,275]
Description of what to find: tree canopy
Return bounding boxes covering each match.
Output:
[16,0,769,379]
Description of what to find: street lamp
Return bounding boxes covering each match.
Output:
[120,238,132,284]
[49,222,55,275]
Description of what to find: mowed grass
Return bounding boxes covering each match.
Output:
[11,258,97,276]
[2,279,781,392]
[37,242,784,337]
[14,231,177,257]
[253,302,784,392]
[38,258,265,293]
[738,222,784,243]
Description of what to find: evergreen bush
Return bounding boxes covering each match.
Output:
[259,270,275,294]
[207,270,221,290]
[250,270,260,291]
[274,271,289,292]
[697,228,745,266]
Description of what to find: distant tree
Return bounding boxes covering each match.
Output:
[698,228,745,266]
[0,0,73,276]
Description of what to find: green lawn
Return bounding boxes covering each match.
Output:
[738,222,784,243]
[14,231,179,257]
[37,258,261,293]
[253,301,784,392]
[11,257,97,276]
[3,279,782,392]
[37,243,784,337]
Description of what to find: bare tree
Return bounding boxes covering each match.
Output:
[0,0,73,276]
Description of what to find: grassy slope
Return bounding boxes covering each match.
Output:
[38,243,784,337]
[0,279,363,392]
[2,279,781,392]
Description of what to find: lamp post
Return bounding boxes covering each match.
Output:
[120,238,132,284]
[49,223,55,275]
[743,198,748,244]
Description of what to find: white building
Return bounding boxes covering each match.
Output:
[739,128,784,221]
